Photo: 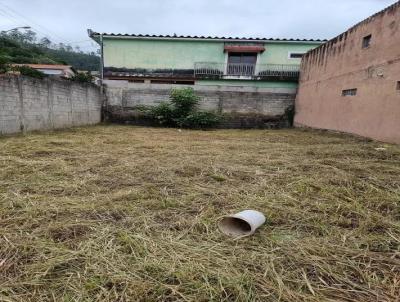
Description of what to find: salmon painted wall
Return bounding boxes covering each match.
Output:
[295,2,400,144]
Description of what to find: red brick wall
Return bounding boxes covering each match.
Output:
[295,1,400,144]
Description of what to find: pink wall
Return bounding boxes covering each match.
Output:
[295,2,400,144]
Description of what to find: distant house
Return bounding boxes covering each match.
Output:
[87,30,325,129]
[88,30,324,88]
[13,64,76,78]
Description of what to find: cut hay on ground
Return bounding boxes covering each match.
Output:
[0,125,399,301]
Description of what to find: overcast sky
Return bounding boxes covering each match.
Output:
[0,0,396,51]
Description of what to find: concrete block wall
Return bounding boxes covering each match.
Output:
[104,80,296,128]
[0,76,21,133]
[0,75,102,135]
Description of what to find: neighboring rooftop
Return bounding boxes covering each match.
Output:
[13,64,73,70]
[88,29,326,43]
[11,64,76,78]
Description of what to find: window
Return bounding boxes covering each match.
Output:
[362,35,372,48]
[128,79,145,83]
[289,52,305,59]
[342,89,357,96]
[227,52,257,76]
[228,53,257,64]
[397,81,400,91]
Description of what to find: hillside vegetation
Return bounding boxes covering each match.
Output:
[0,29,99,71]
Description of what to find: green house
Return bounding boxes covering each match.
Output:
[88,30,324,88]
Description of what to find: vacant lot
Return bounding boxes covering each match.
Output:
[0,125,399,301]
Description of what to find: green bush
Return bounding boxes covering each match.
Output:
[170,87,199,117]
[147,88,221,129]
[150,102,175,126]
[0,55,11,65]
[71,71,94,83]
[177,111,222,129]
[0,56,10,73]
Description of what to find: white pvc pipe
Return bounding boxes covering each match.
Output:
[218,210,266,238]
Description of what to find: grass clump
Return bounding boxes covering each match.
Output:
[0,125,399,301]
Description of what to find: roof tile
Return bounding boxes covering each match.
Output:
[89,30,326,42]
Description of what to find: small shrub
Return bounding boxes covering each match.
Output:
[177,111,222,129]
[0,56,10,73]
[0,55,10,66]
[170,88,199,117]
[150,102,175,126]
[71,71,94,83]
[145,88,221,129]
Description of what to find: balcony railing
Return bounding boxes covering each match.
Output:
[194,62,300,79]
[227,63,256,76]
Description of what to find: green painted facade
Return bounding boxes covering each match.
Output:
[103,39,226,69]
[103,38,319,69]
[95,35,323,88]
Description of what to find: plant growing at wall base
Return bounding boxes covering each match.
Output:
[150,102,175,126]
[147,87,221,129]
[170,88,200,117]
[177,111,222,129]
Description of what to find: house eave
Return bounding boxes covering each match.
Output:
[87,29,325,45]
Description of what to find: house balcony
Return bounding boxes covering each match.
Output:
[194,62,300,81]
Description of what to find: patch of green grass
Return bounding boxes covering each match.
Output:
[210,174,227,182]
[0,125,399,301]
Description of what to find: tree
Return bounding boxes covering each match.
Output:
[39,37,52,48]
[6,29,37,44]
[23,30,37,44]
[7,29,24,43]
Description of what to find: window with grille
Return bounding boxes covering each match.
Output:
[227,53,257,76]
[342,89,357,96]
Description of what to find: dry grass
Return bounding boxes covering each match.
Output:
[0,125,399,302]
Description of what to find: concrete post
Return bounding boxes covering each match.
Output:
[46,79,55,129]
[68,82,74,126]
[16,76,25,133]
[85,85,90,124]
